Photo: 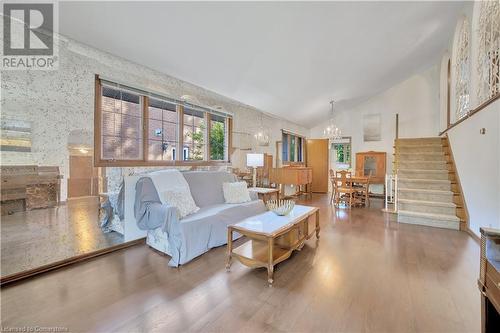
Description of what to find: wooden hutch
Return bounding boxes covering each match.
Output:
[355,151,387,184]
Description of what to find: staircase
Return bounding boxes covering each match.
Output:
[394,137,465,230]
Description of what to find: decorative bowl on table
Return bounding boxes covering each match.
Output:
[266,199,295,216]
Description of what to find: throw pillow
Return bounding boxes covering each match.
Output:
[162,188,200,219]
[222,182,251,204]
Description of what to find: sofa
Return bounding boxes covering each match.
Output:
[139,170,267,266]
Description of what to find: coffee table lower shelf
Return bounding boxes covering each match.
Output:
[226,206,319,286]
[231,240,292,269]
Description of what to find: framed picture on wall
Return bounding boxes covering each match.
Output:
[363,114,381,142]
[0,119,32,152]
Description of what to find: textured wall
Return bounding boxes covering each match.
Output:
[1,36,309,200]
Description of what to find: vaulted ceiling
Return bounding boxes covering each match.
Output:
[59,1,465,128]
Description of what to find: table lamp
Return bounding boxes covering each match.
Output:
[246,153,264,188]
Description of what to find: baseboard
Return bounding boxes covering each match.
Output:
[465,227,480,244]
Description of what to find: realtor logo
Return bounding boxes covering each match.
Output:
[2,1,58,70]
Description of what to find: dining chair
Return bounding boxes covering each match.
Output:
[352,174,370,207]
[336,170,352,179]
[334,173,356,208]
[364,174,371,207]
[329,169,336,204]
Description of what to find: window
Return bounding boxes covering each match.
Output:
[148,98,177,161]
[101,86,143,160]
[455,17,471,121]
[209,114,228,161]
[282,131,305,163]
[282,134,289,162]
[477,0,500,104]
[183,107,205,161]
[297,137,303,162]
[95,77,232,166]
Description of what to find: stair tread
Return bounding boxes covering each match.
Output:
[398,169,450,173]
[398,210,460,221]
[398,178,451,183]
[398,188,453,194]
[392,142,446,148]
[398,199,456,208]
[397,160,447,163]
[396,141,443,145]
[397,137,442,140]
[396,152,445,155]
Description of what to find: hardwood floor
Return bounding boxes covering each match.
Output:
[1,197,123,277]
[0,195,480,332]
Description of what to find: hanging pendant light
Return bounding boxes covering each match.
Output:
[323,100,342,141]
[254,113,270,146]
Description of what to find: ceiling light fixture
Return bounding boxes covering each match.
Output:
[254,113,270,147]
[323,100,342,141]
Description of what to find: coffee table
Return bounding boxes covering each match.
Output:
[226,205,319,286]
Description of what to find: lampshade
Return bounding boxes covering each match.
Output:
[246,153,264,167]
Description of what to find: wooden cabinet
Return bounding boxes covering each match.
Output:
[269,167,312,198]
[355,151,386,184]
[0,165,61,215]
[479,228,500,333]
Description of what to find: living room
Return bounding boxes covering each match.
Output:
[1,1,499,332]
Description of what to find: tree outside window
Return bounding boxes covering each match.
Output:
[183,108,205,161]
[210,116,226,160]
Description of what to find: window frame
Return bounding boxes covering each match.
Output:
[94,75,232,167]
[281,130,306,164]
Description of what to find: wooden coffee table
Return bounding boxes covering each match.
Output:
[226,205,319,286]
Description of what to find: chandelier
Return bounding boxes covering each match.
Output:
[254,114,270,146]
[323,100,342,140]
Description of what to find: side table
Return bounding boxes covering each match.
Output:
[248,187,280,203]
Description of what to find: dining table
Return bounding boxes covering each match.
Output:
[332,175,370,207]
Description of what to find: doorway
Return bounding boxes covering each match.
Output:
[306,139,329,193]
[67,150,104,198]
[330,137,352,171]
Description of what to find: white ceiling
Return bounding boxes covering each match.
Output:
[59,1,465,128]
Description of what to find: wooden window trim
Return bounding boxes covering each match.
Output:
[94,75,232,167]
[227,118,233,158]
[204,112,210,161]
[142,96,149,162]
[94,74,102,166]
[177,105,184,162]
